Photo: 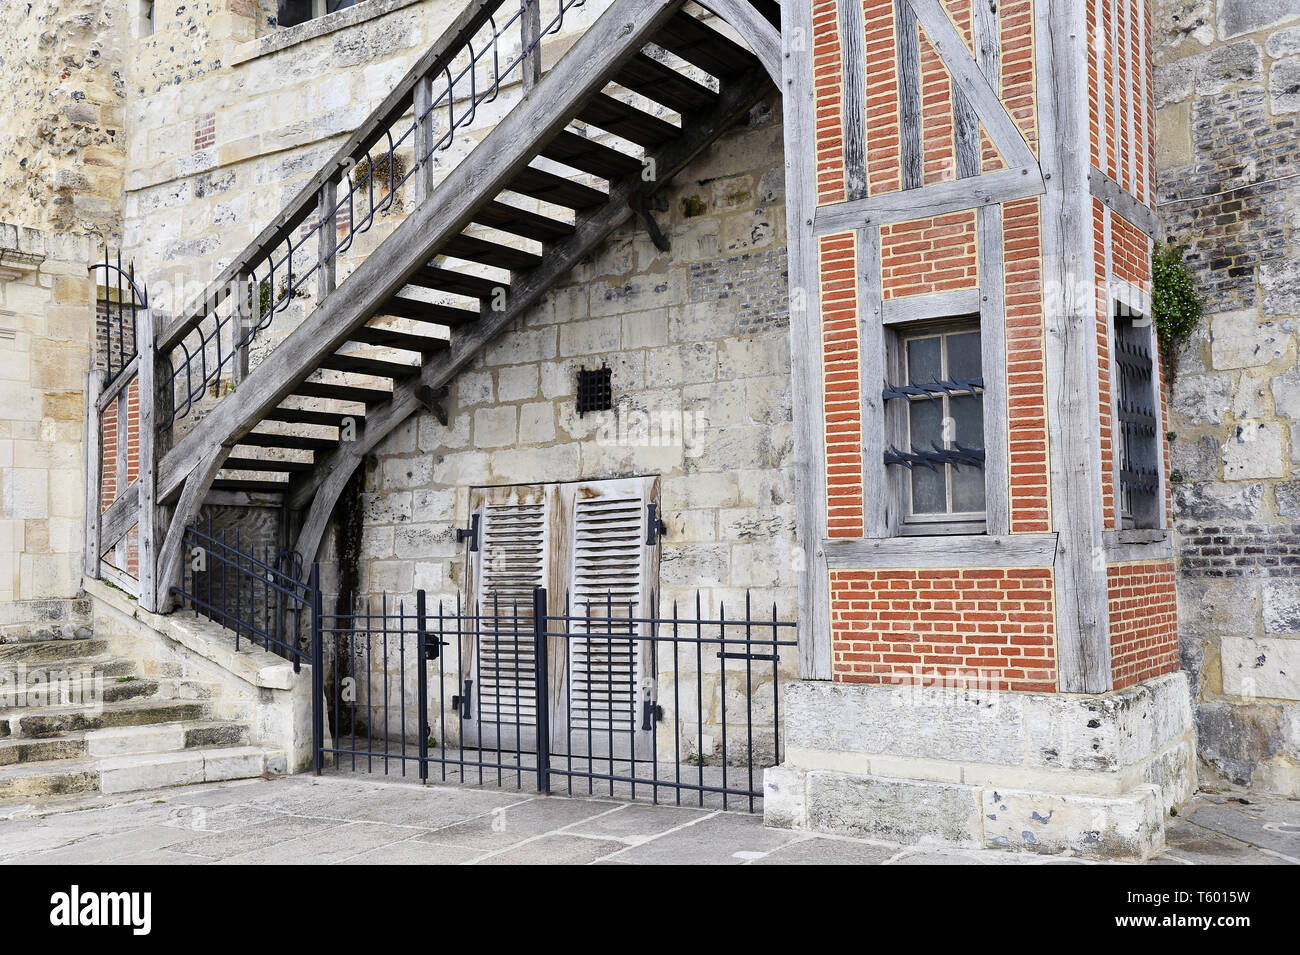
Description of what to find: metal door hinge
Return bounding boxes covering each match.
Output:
[456,512,480,552]
[645,502,667,545]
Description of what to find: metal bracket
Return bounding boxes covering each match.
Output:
[451,679,473,720]
[641,698,663,731]
[416,384,449,426]
[645,502,667,545]
[629,193,670,253]
[456,512,480,552]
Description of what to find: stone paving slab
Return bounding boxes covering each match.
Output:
[0,776,1296,865]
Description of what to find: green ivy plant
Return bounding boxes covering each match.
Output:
[1151,241,1203,378]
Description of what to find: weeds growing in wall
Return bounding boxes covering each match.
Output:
[1152,241,1204,379]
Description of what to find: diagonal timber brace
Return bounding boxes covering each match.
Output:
[289,62,773,565]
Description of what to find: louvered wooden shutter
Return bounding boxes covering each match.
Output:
[468,485,552,729]
[560,477,658,738]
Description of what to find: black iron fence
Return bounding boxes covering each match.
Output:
[171,519,315,669]
[314,587,796,812]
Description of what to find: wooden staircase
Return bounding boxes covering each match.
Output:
[128,0,779,610]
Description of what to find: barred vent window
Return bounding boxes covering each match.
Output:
[1115,313,1160,529]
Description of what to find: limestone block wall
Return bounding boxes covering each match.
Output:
[0,224,96,605]
[338,96,796,755]
[1155,0,1300,793]
[0,0,129,238]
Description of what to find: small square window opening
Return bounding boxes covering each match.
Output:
[576,365,613,416]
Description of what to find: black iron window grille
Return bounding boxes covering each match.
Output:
[576,365,613,416]
[882,322,986,532]
[1115,312,1160,528]
[91,246,148,385]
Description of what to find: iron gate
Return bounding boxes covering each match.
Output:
[311,588,796,812]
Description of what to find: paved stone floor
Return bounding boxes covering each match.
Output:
[0,775,1295,864]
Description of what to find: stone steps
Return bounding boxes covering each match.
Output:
[0,744,279,800]
[10,697,214,740]
[0,621,95,644]
[0,719,251,766]
[0,637,110,664]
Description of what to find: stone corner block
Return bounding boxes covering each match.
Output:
[980,785,1166,859]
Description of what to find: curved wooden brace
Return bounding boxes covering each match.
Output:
[154,445,229,612]
[696,0,782,85]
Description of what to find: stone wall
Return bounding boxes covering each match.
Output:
[1156,0,1300,794]
[0,223,96,605]
[0,0,129,238]
[334,93,796,754]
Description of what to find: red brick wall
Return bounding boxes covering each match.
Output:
[879,210,978,299]
[1003,197,1050,532]
[98,380,140,575]
[814,0,847,203]
[820,232,864,537]
[831,567,1057,691]
[1107,560,1178,689]
[863,0,900,194]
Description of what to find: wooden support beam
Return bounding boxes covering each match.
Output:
[812,164,1044,235]
[896,0,922,190]
[317,180,338,303]
[780,0,833,680]
[695,0,783,84]
[1035,0,1111,693]
[858,225,886,538]
[413,75,435,205]
[1088,165,1157,238]
[83,369,106,578]
[137,309,160,612]
[158,0,690,505]
[521,0,543,92]
[880,287,981,325]
[903,0,1037,170]
[96,354,139,413]
[837,0,867,200]
[155,445,229,613]
[826,533,1058,569]
[100,478,139,553]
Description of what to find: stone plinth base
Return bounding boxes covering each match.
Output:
[764,673,1195,860]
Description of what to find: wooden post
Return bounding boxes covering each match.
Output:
[317,180,337,303]
[137,309,160,612]
[837,0,867,200]
[233,275,251,387]
[521,0,543,93]
[83,369,107,579]
[114,371,129,571]
[413,75,435,206]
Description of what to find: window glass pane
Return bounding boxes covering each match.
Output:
[909,398,943,450]
[327,0,358,11]
[949,393,983,448]
[947,331,982,380]
[912,466,946,514]
[907,336,942,383]
[951,463,986,513]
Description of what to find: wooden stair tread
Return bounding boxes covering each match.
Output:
[210,479,289,494]
[349,325,450,354]
[319,352,420,380]
[441,233,543,271]
[507,165,608,210]
[653,12,755,79]
[221,457,314,473]
[406,266,503,300]
[376,295,480,326]
[238,431,337,452]
[576,94,681,147]
[472,200,576,242]
[540,130,644,180]
[293,379,393,406]
[264,407,360,428]
[614,53,718,113]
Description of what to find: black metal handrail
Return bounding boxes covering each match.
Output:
[159,0,589,429]
[171,517,316,669]
[91,245,149,383]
